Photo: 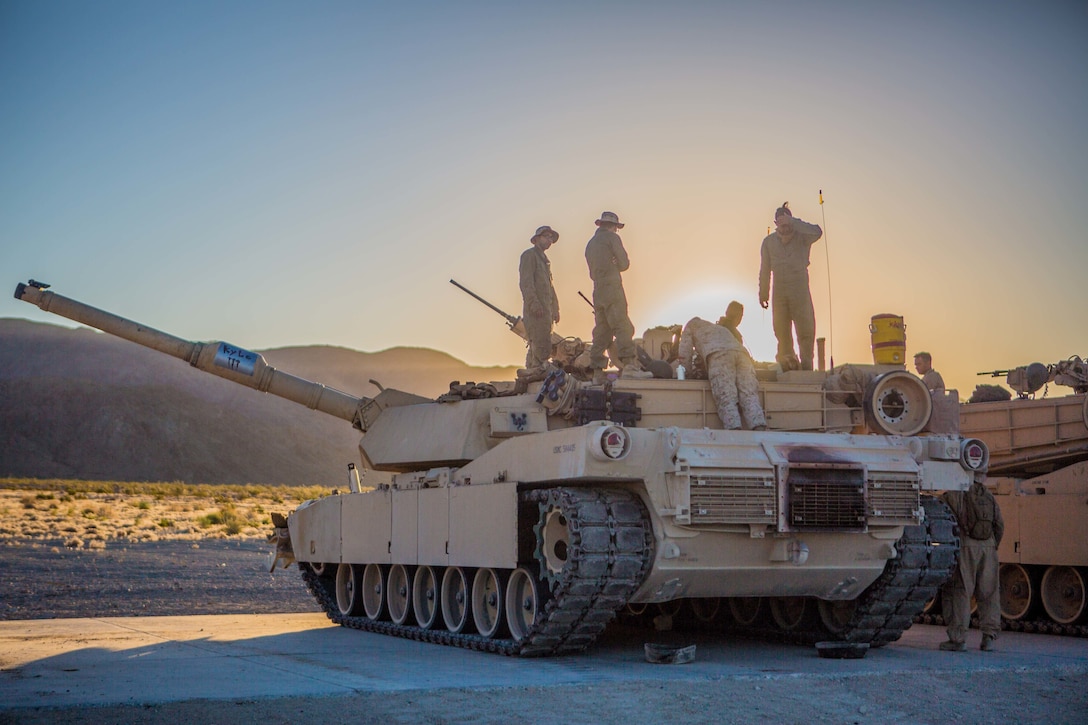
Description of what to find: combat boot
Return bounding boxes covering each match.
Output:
[939,640,966,652]
[980,634,995,652]
[620,360,653,379]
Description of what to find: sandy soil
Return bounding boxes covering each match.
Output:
[1,486,1085,724]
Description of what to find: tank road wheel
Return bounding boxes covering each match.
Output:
[412,566,441,630]
[308,561,331,577]
[335,563,365,616]
[1000,563,1037,621]
[816,599,858,635]
[862,370,932,436]
[441,566,474,634]
[728,597,766,627]
[625,602,649,616]
[472,567,507,638]
[361,563,388,621]
[506,567,542,642]
[690,597,722,624]
[1040,566,1088,625]
[770,597,817,632]
[387,564,414,626]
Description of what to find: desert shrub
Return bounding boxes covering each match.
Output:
[158,518,174,528]
[197,504,249,536]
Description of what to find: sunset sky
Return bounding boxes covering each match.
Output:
[3,1,1085,398]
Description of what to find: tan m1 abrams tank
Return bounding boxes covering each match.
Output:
[959,357,1088,631]
[15,279,989,655]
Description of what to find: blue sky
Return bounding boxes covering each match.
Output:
[2,1,1086,396]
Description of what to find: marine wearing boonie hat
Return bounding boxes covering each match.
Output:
[531,225,559,243]
[595,211,625,229]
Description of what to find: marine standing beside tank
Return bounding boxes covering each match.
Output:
[519,225,561,378]
[940,472,1004,652]
[677,310,767,430]
[585,211,651,382]
[758,202,823,371]
[913,351,946,392]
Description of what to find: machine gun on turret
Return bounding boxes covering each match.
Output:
[977,356,1088,398]
[449,279,527,338]
[450,279,590,382]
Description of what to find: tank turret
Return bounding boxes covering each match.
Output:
[15,279,989,656]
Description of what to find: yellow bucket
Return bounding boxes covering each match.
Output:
[870,314,906,364]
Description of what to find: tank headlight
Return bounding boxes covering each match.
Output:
[591,425,631,461]
[960,438,989,471]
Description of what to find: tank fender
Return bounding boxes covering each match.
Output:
[288,495,342,565]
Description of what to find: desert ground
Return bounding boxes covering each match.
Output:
[1,479,1086,724]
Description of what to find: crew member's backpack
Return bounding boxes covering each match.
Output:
[963,483,996,540]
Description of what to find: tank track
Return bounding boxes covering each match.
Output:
[300,486,653,656]
[625,496,960,647]
[915,612,1088,638]
[817,495,961,647]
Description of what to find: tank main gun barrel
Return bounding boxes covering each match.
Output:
[14,281,364,425]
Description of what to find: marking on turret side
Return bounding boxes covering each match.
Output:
[553,444,576,454]
[214,343,257,375]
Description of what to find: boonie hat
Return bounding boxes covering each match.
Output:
[595,211,625,229]
[532,225,559,243]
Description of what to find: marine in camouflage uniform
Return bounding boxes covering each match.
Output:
[519,225,560,372]
[585,211,649,379]
[677,315,766,430]
[758,202,823,371]
[913,351,946,391]
[940,473,1005,651]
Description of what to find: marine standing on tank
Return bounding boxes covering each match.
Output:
[913,351,946,392]
[939,472,1004,652]
[585,211,651,381]
[519,225,561,377]
[677,310,766,430]
[758,202,823,371]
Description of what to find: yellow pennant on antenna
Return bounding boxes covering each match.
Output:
[819,189,824,205]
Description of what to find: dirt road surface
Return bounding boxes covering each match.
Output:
[1,540,1085,724]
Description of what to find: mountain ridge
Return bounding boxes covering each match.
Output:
[0,318,520,485]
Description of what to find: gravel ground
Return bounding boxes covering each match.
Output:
[0,538,318,620]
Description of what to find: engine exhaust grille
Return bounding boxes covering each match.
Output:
[867,472,921,522]
[690,473,776,524]
[788,466,866,531]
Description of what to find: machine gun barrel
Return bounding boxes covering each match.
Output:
[977,369,1012,377]
[449,279,520,328]
[14,281,363,424]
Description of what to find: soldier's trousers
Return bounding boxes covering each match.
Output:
[772,284,816,370]
[589,288,636,369]
[708,350,767,430]
[942,538,1001,641]
[523,312,553,369]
